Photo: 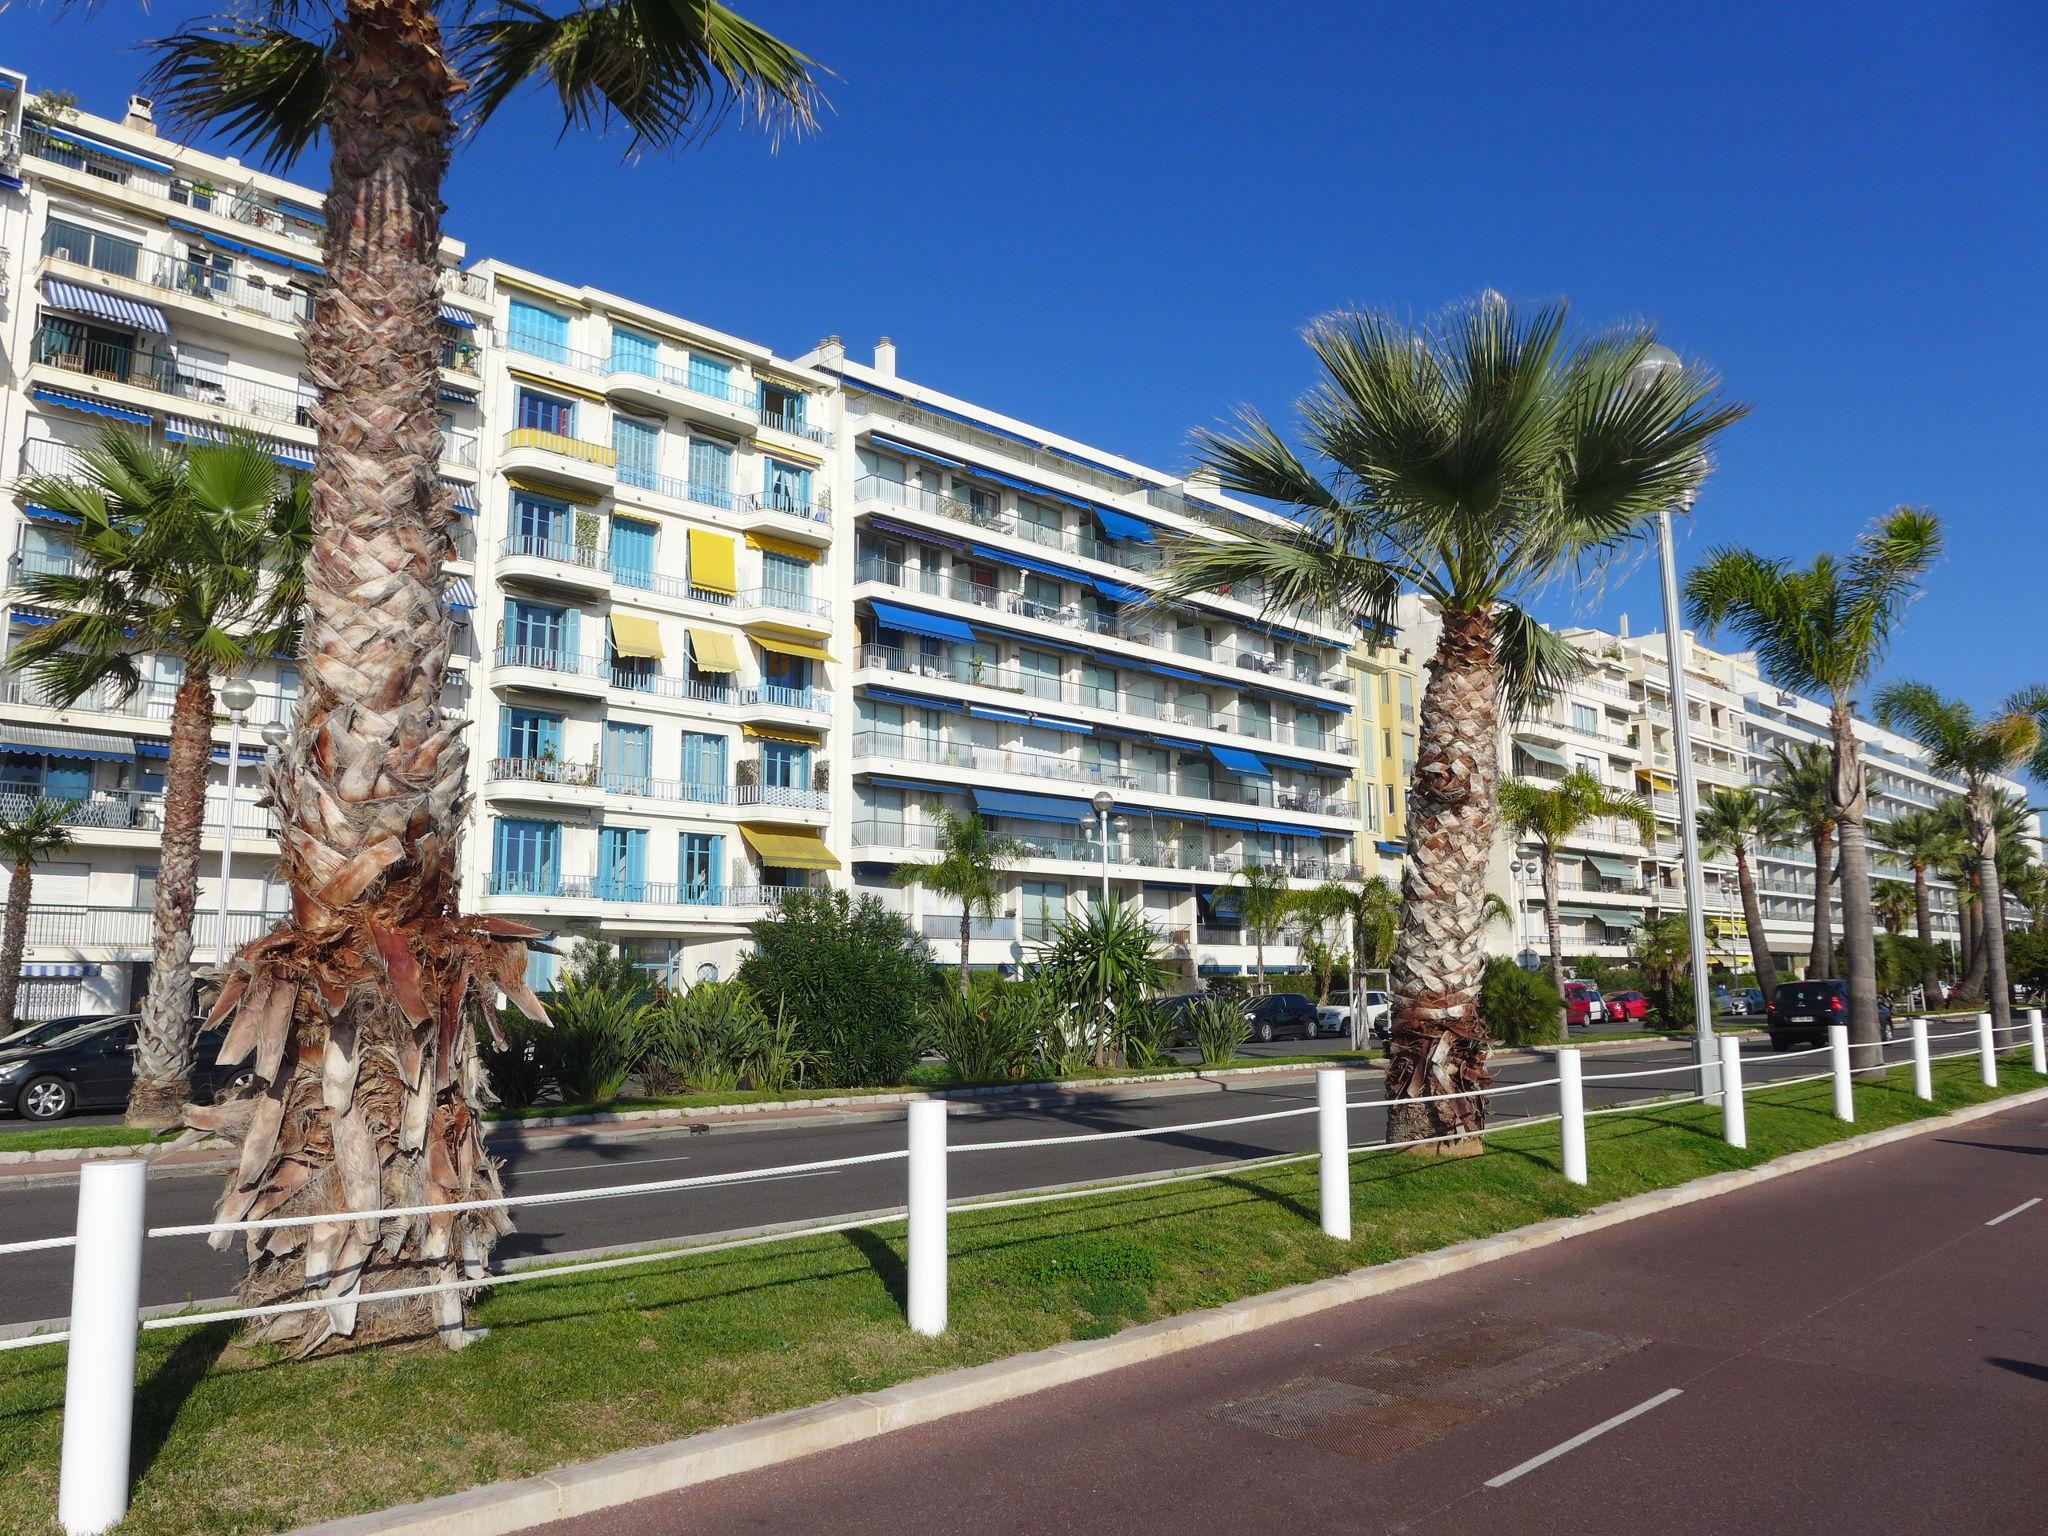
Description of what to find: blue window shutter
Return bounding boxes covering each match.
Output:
[610,517,656,580]
[613,416,658,486]
[508,300,570,362]
[690,438,732,497]
[563,607,580,658]
[610,328,657,376]
[538,713,562,757]
[688,353,731,400]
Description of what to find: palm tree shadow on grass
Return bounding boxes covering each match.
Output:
[130,1322,234,1479]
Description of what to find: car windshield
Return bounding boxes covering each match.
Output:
[37,1018,136,1051]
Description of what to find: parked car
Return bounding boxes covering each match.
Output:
[1736,987,1765,1017]
[1766,980,1894,1051]
[0,1015,244,1121]
[1244,993,1320,1043]
[1152,993,1207,1046]
[1605,990,1649,1023]
[0,1014,113,1052]
[1562,981,1607,1030]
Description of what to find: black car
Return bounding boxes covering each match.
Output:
[1766,980,1894,1051]
[1244,993,1320,1043]
[0,1015,246,1120]
[1151,993,1207,1046]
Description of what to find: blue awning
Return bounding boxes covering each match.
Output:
[1149,663,1208,683]
[1257,821,1315,838]
[863,775,955,795]
[31,388,150,425]
[861,686,965,713]
[1151,735,1207,752]
[278,200,326,226]
[42,125,172,174]
[870,600,975,643]
[1209,816,1259,831]
[1090,575,1147,604]
[968,543,1093,588]
[1093,506,1156,543]
[23,504,81,526]
[443,480,477,515]
[438,384,478,404]
[1030,714,1093,735]
[444,576,477,611]
[41,278,170,336]
[0,724,136,761]
[166,219,325,278]
[1210,744,1271,777]
[1376,840,1408,855]
[868,433,965,470]
[437,304,478,329]
[137,740,171,759]
[210,742,268,765]
[968,705,1032,725]
[969,619,1088,654]
[21,962,101,978]
[8,611,58,627]
[867,514,967,552]
[973,786,1098,825]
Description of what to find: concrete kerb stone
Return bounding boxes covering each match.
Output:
[283,1074,2046,1536]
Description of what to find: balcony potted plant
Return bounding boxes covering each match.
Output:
[812,761,829,794]
[735,757,761,790]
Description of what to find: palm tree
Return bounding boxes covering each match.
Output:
[0,800,78,1034]
[1872,803,1963,999]
[11,430,308,1126]
[1312,876,1400,1044]
[892,810,1025,999]
[1765,744,1840,980]
[1160,299,1744,1143]
[1034,903,1170,1068]
[1694,787,1795,1005]
[1231,861,1293,991]
[1687,510,1942,1069]
[1633,910,1692,1026]
[1874,683,2048,1040]
[136,3,824,1349]
[1872,881,1914,936]
[1284,882,1349,1006]
[1496,772,1655,1030]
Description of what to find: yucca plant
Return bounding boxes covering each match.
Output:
[542,975,650,1105]
[923,985,1046,1084]
[1034,902,1171,1068]
[1188,996,1252,1068]
[642,980,769,1094]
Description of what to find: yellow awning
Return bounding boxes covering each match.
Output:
[759,443,823,468]
[687,626,742,673]
[505,471,603,507]
[742,724,822,744]
[745,532,822,561]
[688,529,737,595]
[740,826,839,870]
[507,367,607,404]
[496,275,588,310]
[609,613,663,659]
[751,633,834,664]
[1636,769,1676,790]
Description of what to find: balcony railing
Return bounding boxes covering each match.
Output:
[852,822,1359,882]
[741,488,832,526]
[499,533,608,573]
[736,586,832,621]
[501,428,614,468]
[734,783,830,811]
[920,913,1018,942]
[856,475,1163,578]
[23,123,323,248]
[33,328,309,426]
[0,787,279,837]
[25,904,284,950]
[737,685,822,712]
[9,548,79,584]
[3,674,297,729]
[485,870,801,909]
[756,407,832,447]
[491,644,610,679]
[42,233,314,327]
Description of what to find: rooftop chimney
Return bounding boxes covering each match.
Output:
[874,337,897,379]
[1618,613,1630,639]
[123,95,156,135]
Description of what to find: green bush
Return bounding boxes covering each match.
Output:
[540,975,650,1104]
[477,1010,551,1110]
[641,980,799,1094]
[738,889,936,1087]
[1480,956,1563,1047]
[1033,903,1171,1069]
[1189,996,1251,1066]
[923,981,1051,1083]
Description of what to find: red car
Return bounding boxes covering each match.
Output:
[1562,981,1605,1028]
[1605,990,1649,1022]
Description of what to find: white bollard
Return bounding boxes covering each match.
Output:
[1719,1034,1747,1149]
[58,1159,147,1536]
[1977,1010,1997,1087]
[1317,1068,1351,1240]
[1558,1047,1587,1186]
[905,1100,947,1337]
[1910,1017,1933,1101]
[2029,1009,2045,1076]
[1828,1024,1854,1123]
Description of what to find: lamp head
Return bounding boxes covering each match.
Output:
[1628,342,1682,394]
[1091,791,1115,815]
[219,678,257,714]
[260,721,289,749]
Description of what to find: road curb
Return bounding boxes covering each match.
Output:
[285,1077,2048,1536]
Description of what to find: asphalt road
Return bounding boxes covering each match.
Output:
[534,1091,2048,1536]
[0,1032,1903,1329]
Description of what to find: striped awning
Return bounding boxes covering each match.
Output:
[0,724,136,761]
[31,388,150,425]
[41,278,171,336]
[163,418,315,469]
[437,304,479,329]
[444,576,477,611]
[21,963,101,978]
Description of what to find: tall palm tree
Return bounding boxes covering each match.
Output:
[1694,786,1794,1005]
[1872,802,1964,999]
[0,800,78,1035]
[892,810,1025,999]
[1687,510,1942,1069]
[1874,683,2048,1039]
[1765,744,1839,981]
[1316,876,1400,1044]
[1633,910,1691,1026]
[1160,299,1744,1143]
[1496,771,1655,1030]
[136,3,824,1349]
[1284,882,1349,1006]
[1872,881,1914,936]
[11,430,308,1126]
[1231,860,1293,991]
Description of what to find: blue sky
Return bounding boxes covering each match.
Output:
[7,1,2045,711]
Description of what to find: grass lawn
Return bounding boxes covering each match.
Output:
[0,1054,2039,1536]
[0,1126,164,1155]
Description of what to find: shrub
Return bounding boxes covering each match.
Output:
[477,1009,551,1110]
[1033,903,1171,1069]
[1480,956,1562,1047]
[560,937,652,1005]
[643,981,773,1094]
[739,889,936,1087]
[923,982,1049,1083]
[1112,999,1172,1070]
[541,975,650,1104]
[1188,996,1251,1067]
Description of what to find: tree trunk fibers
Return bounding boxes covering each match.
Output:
[1385,609,1498,1148]
[1912,865,1941,1002]
[187,1,534,1356]
[1734,847,1778,1004]
[1959,881,1987,1001]
[1808,826,1835,979]
[1970,784,2014,1044]
[958,906,972,1001]
[128,672,214,1128]
[0,860,32,1034]
[1828,702,1882,1073]
[1541,850,1567,1034]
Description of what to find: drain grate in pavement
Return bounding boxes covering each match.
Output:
[1210,1316,1647,1463]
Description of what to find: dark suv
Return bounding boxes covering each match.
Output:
[1244,993,1320,1043]
[1766,980,1894,1052]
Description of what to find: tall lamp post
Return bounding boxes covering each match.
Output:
[1091,790,1114,908]
[1630,344,1721,1102]
[212,678,257,971]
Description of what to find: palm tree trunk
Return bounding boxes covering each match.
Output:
[958,904,972,1001]
[1541,851,1567,1034]
[0,860,32,1033]
[1910,864,1940,1003]
[1808,827,1835,979]
[1828,702,1881,1072]
[128,672,215,1127]
[1959,880,1987,1000]
[1971,786,2015,1044]
[1734,847,1778,1004]
[1386,609,1497,1149]
[192,1,522,1354]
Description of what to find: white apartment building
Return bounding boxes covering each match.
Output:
[809,338,1365,985]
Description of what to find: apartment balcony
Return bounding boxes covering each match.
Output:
[40,241,313,335]
[3,674,297,733]
[495,533,612,596]
[607,668,744,710]
[30,328,312,436]
[736,489,833,541]
[480,870,792,916]
[734,587,833,631]
[1546,877,1650,903]
[734,782,830,815]
[481,755,608,809]
[24,905,282,956]
[735,684,827,719]
[489,644,612,698]
[852,823,1358,884]
[500,330,763,439]
[499,427,615,492]
[0,787,279,844]
[916,913,1020,944]
[8,547,80,588]
[756,405,832,449]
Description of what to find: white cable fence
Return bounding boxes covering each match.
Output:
[11,1005,2046,1536]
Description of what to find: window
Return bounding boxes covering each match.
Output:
[1295,708,1326,749]
[1572,703,1599,736]
[761,460,811,513]
[516,387,574,437]
[1238,697,1272,737]
[1016,648,1061,701]
[506,598,572,657]
[512,491,572,554]
[1023,574,1063,613]
[763,652,810,695]
[1021,880,1067,942]
[680,832,724,899]
[613,415,660,489]
[758,381,806,432]
[181,245,233,298]
[689,437,733,506]
[42,218,140,280]
[597,825,647,900]
[507,299,570,363]
[609,327,658,377]
[687,353,732,402]
[610,517,656,586]
[1174,623,1210,659]
[761,739,811,789]
[861,786,905,845]
[492,818,561,896]
[1080,662,1118,710]
[682,733,728,801]
[1017,499,1062,545]
[134,867,159,909]
[603,722,651,793]
[498,706,563,761]
[761,551,810,601]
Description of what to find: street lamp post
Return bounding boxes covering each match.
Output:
[1091,791,1114,909]
[1633,344,1721,1102]
[213,679,257,972]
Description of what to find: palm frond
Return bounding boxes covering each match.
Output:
[143,21,331,170]
[1492,602,1587,718]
